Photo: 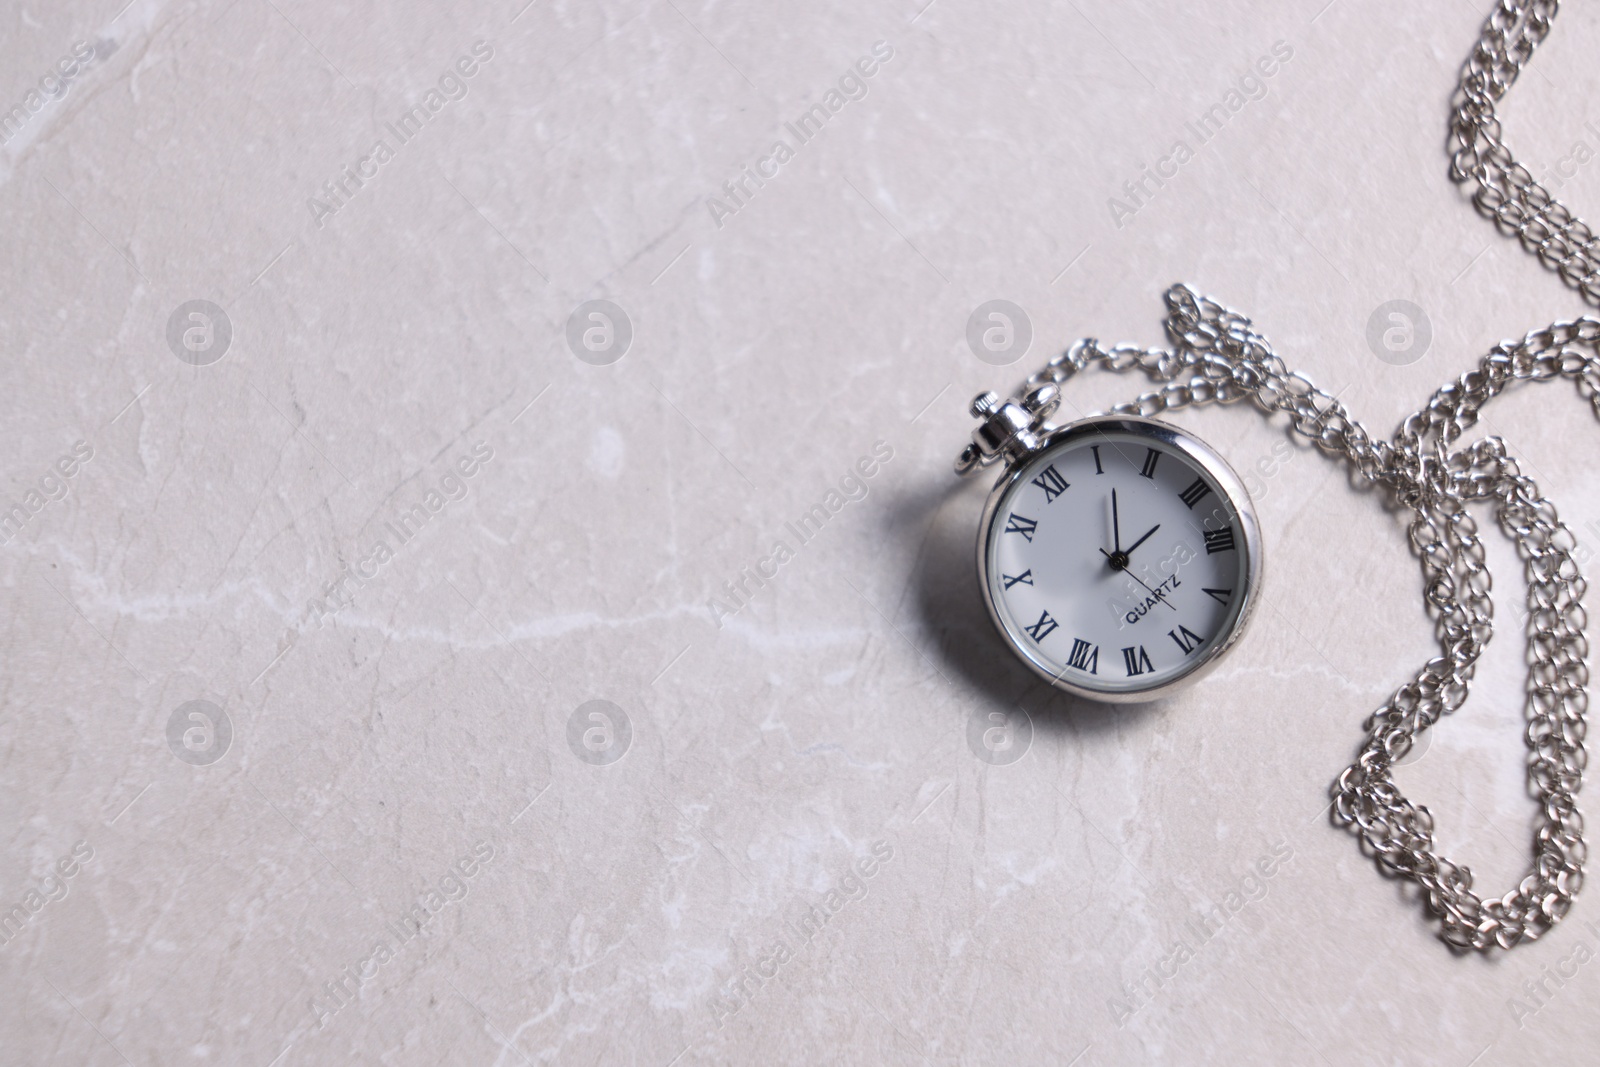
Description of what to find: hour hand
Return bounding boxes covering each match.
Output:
[1123,523,1160,557]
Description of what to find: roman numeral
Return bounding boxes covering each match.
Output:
[1091,445,1104,474]
[1178,477,1211,509]
[1005,514,1038,542]
[1002,570,1033,590]
[1203,526,1235,554]
[1122,645,1154,676]
[1168,625,1206,655]
[1202,587,1231,605]
[1031,464,1069,503]
[1023,610,1058,643]
[1067,638,1099,674]
[1139,448,1161,479]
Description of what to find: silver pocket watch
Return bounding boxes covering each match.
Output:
[957,386,1262,702]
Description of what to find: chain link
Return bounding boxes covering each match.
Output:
[1013,284,1594,951]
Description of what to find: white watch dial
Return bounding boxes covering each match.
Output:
[984,425,1253,696]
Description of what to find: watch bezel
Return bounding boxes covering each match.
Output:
[976,414,1264,703]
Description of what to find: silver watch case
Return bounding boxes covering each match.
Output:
[975,415,1264,703]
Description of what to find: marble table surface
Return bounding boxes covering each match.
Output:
[5,0,1600,1063]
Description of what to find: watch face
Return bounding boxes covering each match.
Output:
[979,417,1259,700]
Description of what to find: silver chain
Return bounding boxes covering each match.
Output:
[1018,287,1592,951]
[1449,1,1593,302]
[993,0,1600,951]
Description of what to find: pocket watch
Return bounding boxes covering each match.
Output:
[922,0,1597,953]
[956,384,1261,702]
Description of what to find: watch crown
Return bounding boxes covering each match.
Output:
[969,391,1001,418]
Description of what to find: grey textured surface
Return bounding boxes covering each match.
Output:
[4,0,1600,1063]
